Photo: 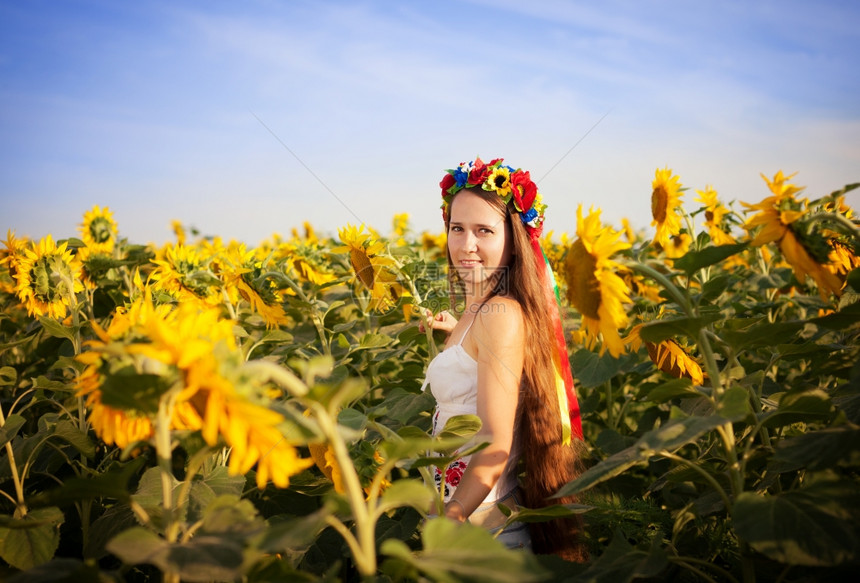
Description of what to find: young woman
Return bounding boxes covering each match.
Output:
[421,157,587,561]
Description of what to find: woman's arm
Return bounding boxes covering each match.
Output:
[444,298,524,521]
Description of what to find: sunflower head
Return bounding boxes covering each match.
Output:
[333,224,404,313]
[564,205,631,357]
[650,167,684,248]
[14,235,84,319]
[80,205,119,255]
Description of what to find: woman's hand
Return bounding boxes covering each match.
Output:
[418,309,457,335]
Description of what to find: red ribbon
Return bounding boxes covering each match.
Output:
[529,234,583,440]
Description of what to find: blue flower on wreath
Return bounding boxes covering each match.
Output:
[453,165,469,188]
[521,206,539,225]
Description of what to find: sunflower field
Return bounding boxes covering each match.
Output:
[1,170,859,583]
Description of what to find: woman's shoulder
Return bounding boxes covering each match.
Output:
[473,296,523,338]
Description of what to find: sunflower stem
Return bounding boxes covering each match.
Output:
[313,404,377,576]
[0,403,27,517]
[629,262,694,317]
[154,393,180,544]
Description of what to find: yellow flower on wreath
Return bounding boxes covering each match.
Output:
[742,171,842,298]
[564,205,631,357]
[80,205,119,255]
[695,186,736,245]
[333,224,406,313]
[77,292,312,488]
[13,235,84,319]
[651,167,684,248]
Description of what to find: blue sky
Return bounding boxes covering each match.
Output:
[2,0,859,246]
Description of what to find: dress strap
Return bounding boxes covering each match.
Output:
[453,314,477,346]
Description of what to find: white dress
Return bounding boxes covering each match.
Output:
[421,316,520,505]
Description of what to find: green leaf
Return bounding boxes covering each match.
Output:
[3,557,104,583]
[98,371,170,415]
[199,465,245,498]
[571,348,627,389]
[721,321,804,350]
[846,267,860,293]
[503,503,593,525]
[0,413,26,448]
[107,526,248,582]
[34,457,145,507]
[555,415,728,497]
[258,506,332,553]
[50,419,96,459]
[375,479,434,516]
[0,366,17,386]
[772,426,860,472]
[639,316,718,343]
[201,495,264,537]
[381,517,548,583]
[733,479,860,566]
[717,386,754,422]
[574,530,668,583]
[37,316,77,346]
[761,389,834,428]
[0,507,65,570]
[104,526,167,566]
[644,378,701,403]
[673,242,748,276]
[810,299,860,331]
[699,274,733,302]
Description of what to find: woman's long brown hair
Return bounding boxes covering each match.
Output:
[445,187,587,562]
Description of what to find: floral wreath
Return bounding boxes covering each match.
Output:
[439,156,547,236]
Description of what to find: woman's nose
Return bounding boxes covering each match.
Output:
[461,231,478,252]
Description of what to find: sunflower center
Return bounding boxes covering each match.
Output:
[651,186,668,223]
[89,217,114,244]
[705,210,714,223]
[30,256,63,302]
[350,248,375,289]
[565,239,601,319]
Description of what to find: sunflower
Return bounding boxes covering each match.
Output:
[663,232,692,259]
[564,205,631,357]
[1,230,28,294]
[421,230,447,256]
[392,213,411,246]
[651,167,684,248]
[743,171,842,298]
[77,292,312,488]
[218,244,290,329]
[80,205,119,255]
[695,186,736,245]
[281,241,337,286]
[13,235,84,319]
[620,218,637,243]
[149,243,222,306]
[626,324,704,385]
[827,240,859,277]
[171,220,187,245]
[333,224,405,313]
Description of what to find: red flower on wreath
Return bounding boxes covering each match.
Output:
[511,170,537,213]
[467,157,491,185]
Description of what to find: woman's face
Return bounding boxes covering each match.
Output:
[447,189,513,294]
